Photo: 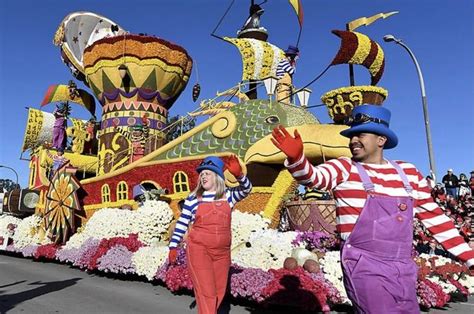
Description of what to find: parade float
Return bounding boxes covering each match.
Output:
[1,4,473,312]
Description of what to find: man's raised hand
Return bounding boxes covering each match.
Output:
[271,125,303,163]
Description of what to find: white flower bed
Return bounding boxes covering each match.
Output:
[458,274,474,293]
[132,200,174,245]
[0,215,22,249]
[11,215,51,248]
[132,244,169,280]
[320,251,351,304]
[0,214,22,235]
[62,208,133,249]
[231,211,270,245]
[232,229,297,270]
[63,200,173,249]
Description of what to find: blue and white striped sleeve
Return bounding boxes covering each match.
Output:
[169,195,197,248]
[227,175,252,208]
[276,59,295,78]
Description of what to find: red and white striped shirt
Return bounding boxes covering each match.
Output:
[286,156,474,267]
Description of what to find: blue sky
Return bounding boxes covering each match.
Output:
[0,0,473,187]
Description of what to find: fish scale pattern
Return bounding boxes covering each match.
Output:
[161,100,318,160]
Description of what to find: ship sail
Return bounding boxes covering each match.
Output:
[22,108,55,152]
[41,84,96,116]
[22,108,86,152]
[223,37,285,81]
[330,30,385,85]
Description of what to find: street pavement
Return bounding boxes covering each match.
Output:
[1,253,473,314]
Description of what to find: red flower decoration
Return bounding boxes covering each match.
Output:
[34,244,59,260]
[423,279,450,307]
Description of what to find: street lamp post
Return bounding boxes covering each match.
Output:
[0,165,19,189]
[383,35,437,182]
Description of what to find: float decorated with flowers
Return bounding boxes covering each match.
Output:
[1,3,472,313]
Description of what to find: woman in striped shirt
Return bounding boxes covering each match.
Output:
[168,155,252,314]
[272,105,474,313]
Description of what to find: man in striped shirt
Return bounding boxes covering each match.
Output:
[272,105,473,313]
[275,45,299,105]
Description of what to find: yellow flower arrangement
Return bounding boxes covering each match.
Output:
[262,170,298,227]
[224,37,283,81]
[321,85,388,123]
[235,169,297,228]
[239,40,257,81]
[371,49,384,78]
[321,85,388,101]
[349,33,371,65]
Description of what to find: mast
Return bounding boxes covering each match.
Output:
[237,0,269,99]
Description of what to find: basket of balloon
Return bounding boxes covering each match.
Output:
[320,85,388,124]
[284,199,337,234]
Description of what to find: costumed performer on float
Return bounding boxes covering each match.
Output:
[271,104,474,313]
[52,102,69,150]
[168,155,252,314]
[47,147,70,180]
[275,45,299,105]
[83,117,97,155]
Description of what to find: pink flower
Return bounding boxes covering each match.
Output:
[88,233,144,270]
[229,265,273,302]
[417,278,449,309]
[164,263,193,292]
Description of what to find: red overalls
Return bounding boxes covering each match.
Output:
[186,198,232,314]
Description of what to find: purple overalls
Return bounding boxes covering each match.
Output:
[52,110,67,150]
[341,161,420,314]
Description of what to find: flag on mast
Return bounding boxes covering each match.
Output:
[289,0,304,27]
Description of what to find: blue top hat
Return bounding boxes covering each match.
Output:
[133,184,145,199]
[196,156,225,180]
[340,105,398,149]
[285,45,299,55]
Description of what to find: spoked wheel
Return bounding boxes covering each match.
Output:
[44,166,82,244]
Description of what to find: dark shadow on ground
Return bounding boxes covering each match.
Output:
[0,278,81,313]
[244,304,355,313]
[245,275,321,314]
[0,280,26,289]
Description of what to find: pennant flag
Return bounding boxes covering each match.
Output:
[289,0,304,27]
[347,11,399,31]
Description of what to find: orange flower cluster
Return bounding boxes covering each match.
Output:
[83,34,192,72]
